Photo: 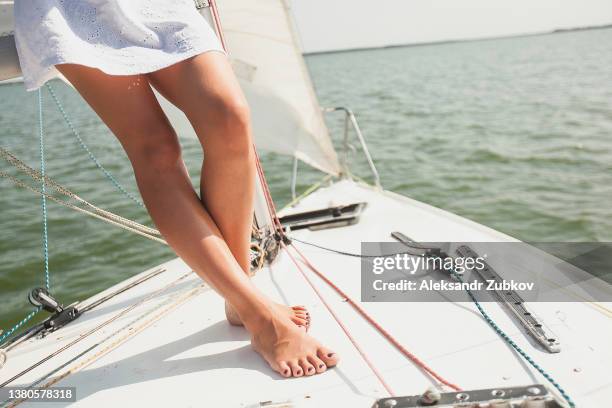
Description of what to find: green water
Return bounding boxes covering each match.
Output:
[1,29,611,331]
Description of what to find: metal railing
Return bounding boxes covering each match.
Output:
[290,106,382,200]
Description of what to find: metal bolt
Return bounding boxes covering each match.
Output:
[527,386,542,395]
[420,387,441,405]
[455,392,470,401]
[384,399,397,407]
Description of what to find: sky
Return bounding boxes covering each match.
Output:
[289,0,612,53]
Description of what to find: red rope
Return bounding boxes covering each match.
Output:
[253,148,285,232]
[208,0,461,394]
[288,243,463,392]
[282,241,396,396]
[208,0,228,51]
[209,0,283,234]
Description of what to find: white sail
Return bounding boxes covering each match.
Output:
[0,0,341,175]
[214,0,341,175]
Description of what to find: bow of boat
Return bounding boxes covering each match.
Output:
[1,179,610,407]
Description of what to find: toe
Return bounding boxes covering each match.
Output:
[295,311,308,319]
[291,315,309,326]
[277,361,292,378]
[292,305,307,311]
[299,358,316,376]
[308,355,327,373]
[288,360,303,377]
[317,347,339,367]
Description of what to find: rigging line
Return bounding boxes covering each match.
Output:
[451,272,576,408]
[207,0,283,240]
[0,268,166,354]
[0,310,40,347]
[0,319,43,353]
[77,267,166,314]
[6,284,204,408]
[281,242,395,397]
[287,242,463,392]
[25,286,207,408]
[0,91,52,347]
[0,272,193,388]
[208,0,286,244]
[253,147,284,234]
[38,89,50,292]
[0,148,160,236]
[288,236,426,258]
[0,343,98,408]
[44,83,144,208]
[208,0,228,51]
[290,238,574,404]
[0,172,167,245]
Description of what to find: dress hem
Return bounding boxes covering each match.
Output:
[23,45,227,92]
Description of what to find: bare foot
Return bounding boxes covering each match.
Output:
[225,300,310,329]
[245,307,339,377]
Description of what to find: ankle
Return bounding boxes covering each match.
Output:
[233,298,276,332]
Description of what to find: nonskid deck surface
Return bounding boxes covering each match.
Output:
[1,180,610,407]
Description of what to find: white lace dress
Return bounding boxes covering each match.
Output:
[14,0,225,91]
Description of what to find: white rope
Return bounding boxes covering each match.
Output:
[1,147,272,262]
[0,147,161,237]
[0,171,167,245]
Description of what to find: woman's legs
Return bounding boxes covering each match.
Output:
[55,63,337,377]
[146,52,308,327]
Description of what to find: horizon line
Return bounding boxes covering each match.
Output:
[303,23,612,56]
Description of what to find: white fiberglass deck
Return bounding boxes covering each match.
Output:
[1,180,610,407]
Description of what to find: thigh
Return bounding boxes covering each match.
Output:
[146,51,246,122]
[55,64,173,150]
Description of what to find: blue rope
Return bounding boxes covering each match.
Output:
[0,90,49,346]
[2,83,145,346]
[0,310,40,345]
[45,83,144,207]
[451,272,576,408]
[39,89,51,291]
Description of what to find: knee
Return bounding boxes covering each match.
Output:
[202,94,252,157]
[127,124,182,171]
